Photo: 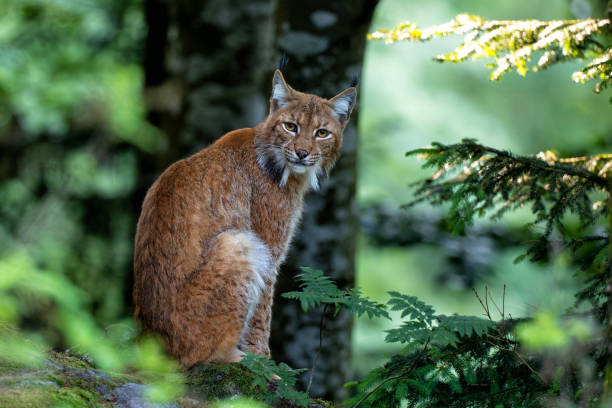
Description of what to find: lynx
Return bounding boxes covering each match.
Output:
[133,69,356,367]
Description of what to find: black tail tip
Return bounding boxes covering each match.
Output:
[278,54,289,72]
[349,74,359,88]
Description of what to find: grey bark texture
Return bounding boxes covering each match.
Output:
[269,1,378,401]
[143,0,274,166]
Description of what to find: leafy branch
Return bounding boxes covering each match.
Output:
[369,14,612,91]
[281,267,390,393]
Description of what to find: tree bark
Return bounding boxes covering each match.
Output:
[269,1,378,401]
[143,0,274,165]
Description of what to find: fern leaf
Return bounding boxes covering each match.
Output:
[429,326,460,347]
[281,267,344,311]
[387,292,436,324]
[438,315,495,337]
[385,320,430,344]
[345,288,391,320]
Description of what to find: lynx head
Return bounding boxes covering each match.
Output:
[256,70,357,191]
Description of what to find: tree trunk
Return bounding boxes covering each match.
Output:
[143,0,274,165]
[269,1,378,401]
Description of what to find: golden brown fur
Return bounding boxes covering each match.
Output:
[133,70,356,366]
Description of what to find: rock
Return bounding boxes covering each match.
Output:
[113,383,181,408]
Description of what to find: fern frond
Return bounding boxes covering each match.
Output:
[385,320,430,344]
[387,291,436,324]
[438,315,495,337]
[281,267,344,311]
[240,353,309,407]
[345,288,390,319]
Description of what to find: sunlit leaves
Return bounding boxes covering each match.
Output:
[369,14,612,91]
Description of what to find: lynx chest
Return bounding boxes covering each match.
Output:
[250,180,304,265]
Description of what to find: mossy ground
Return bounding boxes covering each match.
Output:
[0,325,335,407]
[186,363,266,402]
[0,349,121,407]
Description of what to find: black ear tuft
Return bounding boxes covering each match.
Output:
[349,74,359,88]
[278,54,289,73]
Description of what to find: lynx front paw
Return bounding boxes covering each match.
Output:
[227,347,246,363]
[241,341,270,357]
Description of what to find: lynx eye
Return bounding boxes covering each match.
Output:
[315,128,331,139]
[282,122,298,134]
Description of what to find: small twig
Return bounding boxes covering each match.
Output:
[512,349,545,384]
[487,291,503,318]
[502,284,506,322]
[485,287,489,318]
[351,340,430,408]
[472,287,491,319]
[306,303,329,394]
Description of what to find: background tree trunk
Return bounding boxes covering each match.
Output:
[142,0,274,168]
[269,1,378,401]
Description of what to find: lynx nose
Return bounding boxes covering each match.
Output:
[296,149,309,159]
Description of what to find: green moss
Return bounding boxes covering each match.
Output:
[49,350,95,371]
[0,385,55,408]
[186,363,267,402]
[0,325,336,407]
[0,327,122,408]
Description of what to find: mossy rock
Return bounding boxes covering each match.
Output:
[0,325,334,407]
[185,363,267,403]
[0,350,121,407]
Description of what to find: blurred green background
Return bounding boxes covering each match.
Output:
[354,0,612,374]
[1,0,611,386]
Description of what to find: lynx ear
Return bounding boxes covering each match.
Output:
[330,87,357,127]
[270,70,292,113]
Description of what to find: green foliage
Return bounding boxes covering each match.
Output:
[0,0,165,338]
[401,138,611,404]
[406,139,607,232]
[0,0,166,378]
[407,140,610,314]
[384,293,494,349]
[0,250,185,403]
[240,353,309,407]
[282,268,540,407]
[369,14,612,92]
[282,267,390,319]
[346,297,545,407]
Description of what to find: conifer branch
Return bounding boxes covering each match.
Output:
[369,14,612,91]
[408,140,610,267]
[351,340,430,408]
